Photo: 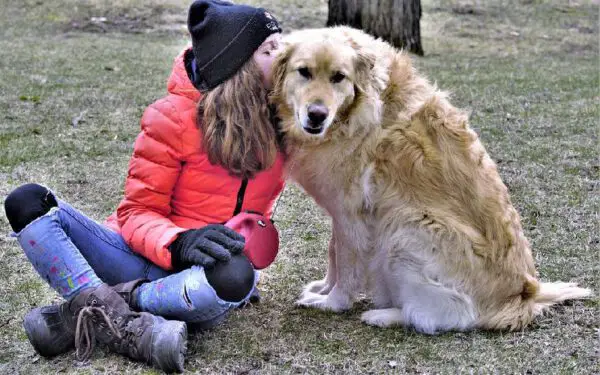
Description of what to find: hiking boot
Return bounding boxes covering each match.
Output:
[23,283,187,373]
[74,284,187,373]
[111,278,145,310]
[23,304,76,358]
[23,279,147,359]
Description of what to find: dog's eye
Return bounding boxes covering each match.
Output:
[298,67,312,79]
[331,72,346,83]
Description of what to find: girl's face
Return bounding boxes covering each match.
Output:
[253,33,282,90]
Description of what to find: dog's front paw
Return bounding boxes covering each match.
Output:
[303,279,335,295]
[295,290,351,312]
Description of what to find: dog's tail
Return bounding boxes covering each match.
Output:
[532,281,592,310]
[479,278,592,331]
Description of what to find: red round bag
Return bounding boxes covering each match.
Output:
[224,211,279,270]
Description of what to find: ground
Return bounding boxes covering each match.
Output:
[0,0,598,374]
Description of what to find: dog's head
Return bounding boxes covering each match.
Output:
[271,27,380,142]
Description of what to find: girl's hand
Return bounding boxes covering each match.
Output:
[169,225,245,270]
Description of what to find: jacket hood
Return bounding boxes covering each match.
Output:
[167,48,201,103]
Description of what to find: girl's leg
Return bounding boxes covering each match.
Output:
[49,199,259,328]
[38,194,259,328]
[4,184,187,372]
[5,184,172,292]
[52,199,170,285]
[5,183,105,299]
[5,184,258,327]
[134,255,258,330]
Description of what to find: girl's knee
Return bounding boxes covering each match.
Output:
[204,254,255,302]
[4,183,58,233]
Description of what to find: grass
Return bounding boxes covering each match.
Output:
[0,0,598,373]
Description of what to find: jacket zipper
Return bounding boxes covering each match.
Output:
[233,178,248,216]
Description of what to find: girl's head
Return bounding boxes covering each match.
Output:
[187,0,283,179]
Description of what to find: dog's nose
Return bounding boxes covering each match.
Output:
[307,104,329,125]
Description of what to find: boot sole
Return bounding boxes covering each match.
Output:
[152,320,187,373]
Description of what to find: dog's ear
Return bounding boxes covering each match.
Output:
[355,48,375,81]
[270,42,296,102]
[345,35,383,131]
[352,49,375,97]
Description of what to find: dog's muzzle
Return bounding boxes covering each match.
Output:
[303,103,329,134]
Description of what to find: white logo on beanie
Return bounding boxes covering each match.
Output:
[264,11,279,31]
[266,21,279,31]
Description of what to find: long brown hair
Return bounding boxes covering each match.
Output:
[198,58,278,179]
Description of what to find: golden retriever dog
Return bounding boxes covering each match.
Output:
[270,26,591,334]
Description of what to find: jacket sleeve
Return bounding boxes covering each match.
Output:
[116,98,189,270]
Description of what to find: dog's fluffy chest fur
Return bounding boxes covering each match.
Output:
[287,136,377,220]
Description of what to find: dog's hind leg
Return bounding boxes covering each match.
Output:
[372,229,478,334]
[363,277,477,333]
[399,281,477,334]
[361,308,404,327]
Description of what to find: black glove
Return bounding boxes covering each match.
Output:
[169,224,245,270]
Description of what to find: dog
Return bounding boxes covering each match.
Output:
[270,26,591,334]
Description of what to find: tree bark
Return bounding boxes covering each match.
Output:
[327,0,424,56]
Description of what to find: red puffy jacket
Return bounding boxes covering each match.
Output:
[105,48,285,270]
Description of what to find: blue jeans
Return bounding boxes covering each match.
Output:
[12,199,256,328]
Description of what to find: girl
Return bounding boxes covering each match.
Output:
[3,1,284,373]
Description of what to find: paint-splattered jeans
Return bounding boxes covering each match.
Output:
[13,199,256,328]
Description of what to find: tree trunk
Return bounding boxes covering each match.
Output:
[327,0,424,56]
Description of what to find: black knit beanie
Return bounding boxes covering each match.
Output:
[187,0,282,91]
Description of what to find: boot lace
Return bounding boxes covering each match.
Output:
[117,320,145,359]
[74,306,121,361]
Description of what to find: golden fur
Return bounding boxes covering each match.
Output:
[271,26,591,334]
[199,58,278,179]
